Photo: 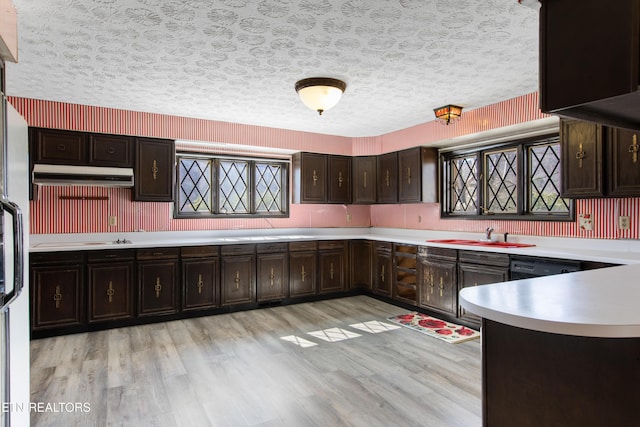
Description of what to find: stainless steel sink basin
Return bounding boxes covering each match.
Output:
[34,242,112,248]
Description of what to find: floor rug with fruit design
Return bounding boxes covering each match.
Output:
[387,312,480,344]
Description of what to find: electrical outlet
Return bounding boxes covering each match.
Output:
[578,213,593,231]
[346,213,352,222]
[418,215,422,223]
[619,215,630,230]
[108,216,117,227]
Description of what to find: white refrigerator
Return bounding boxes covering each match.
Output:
[1,92,29,427]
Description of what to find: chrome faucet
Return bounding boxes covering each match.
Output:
[485,227,494,241]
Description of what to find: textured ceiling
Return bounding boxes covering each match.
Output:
[5,0,540,137]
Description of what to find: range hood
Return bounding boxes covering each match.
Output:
[32,164,134,187]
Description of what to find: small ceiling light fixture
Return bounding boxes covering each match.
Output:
[434,104,463,125]
[295,77,347,115]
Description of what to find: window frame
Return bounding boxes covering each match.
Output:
[174,152,289,219]
[440,134,574,221]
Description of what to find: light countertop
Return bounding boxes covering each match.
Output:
[29,227,640,265]
[459,264,640,337]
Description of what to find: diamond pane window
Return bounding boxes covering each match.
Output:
[219,160,249,214]
[449,155,478,214]
[175,153,288,218]
[178,158,212,213]
[255,162,283,213]
[441,135,572,221]
[484,149,517,214]
[529,143,570,213]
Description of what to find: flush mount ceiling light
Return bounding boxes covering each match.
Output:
[295,77,347,116]
[434,104,463,125]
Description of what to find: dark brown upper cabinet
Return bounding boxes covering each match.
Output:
[133,137,175,202]
[352,156,377,204]
[328,155,352,204]
[31,128,87,165]
[377,152,398,203]
[398,147,438,203]
[607,127,640,197]
[560,119,605,198]
[540,0,640,130]
[31,128,133,168]
[89,134,133,167]
[292,152,327,203]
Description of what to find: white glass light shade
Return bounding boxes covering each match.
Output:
[295,77,346,115]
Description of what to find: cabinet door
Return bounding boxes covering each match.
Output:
[134,138,175,201]
[31,128,87,165]
[221,255,256,306]
[349,240,372,289]
[608,127,640,196]
[398,147,437,203]
[138,260,178,316]
[560,119,604,197]
[457,263,509,325]
[540,0,640,119]
[89,134,133,167]
[398,148,422,203]
[292,152,327,203]
[31,264,84,330]
[257,253,288,302]
[418,258,457,316]
[182,257,218,311]
[319,250,346,294]
[88,261,134,323]
[372,251,393,297]
[289,251,317,297]
[328,155,352,203]
[377,152,398,203]
[352,156,377,204]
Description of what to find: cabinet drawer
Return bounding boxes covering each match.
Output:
[32,128,87,165]
[136,247,180,260]
[220,244,255,256]
[31,251,84,265]
[289,241,317,252]
[181,245,219,258]
[458,250,509,267]
[87,249,135,262]
[318,240,345,250]
[374,241,393,253]
[89,134,133,167]
[257,242,288,253]
[418,246,457,261]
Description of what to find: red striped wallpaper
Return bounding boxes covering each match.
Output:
[11,94,639,239]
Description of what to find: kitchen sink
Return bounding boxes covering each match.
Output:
[426,239,535,248]
[34,241,112,248]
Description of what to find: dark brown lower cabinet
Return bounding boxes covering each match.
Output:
[349,240,372,290]
[181,246,219,311]
[87,250,135,323]
[289,241,317,298]
[457,250,510,327]
[257,243,288,302]
[417,246,457,316]
[220,245,256,306]
[31,252,84,331]
[483,319,640,427]
[372,242,393,297]
[137,248,179,316]
[318,240,347,294]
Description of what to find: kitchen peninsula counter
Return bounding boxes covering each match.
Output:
[460,264,640,427]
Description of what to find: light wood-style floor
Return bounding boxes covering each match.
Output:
[30,296,481,427]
